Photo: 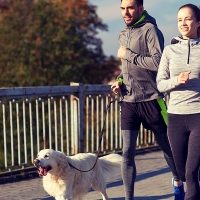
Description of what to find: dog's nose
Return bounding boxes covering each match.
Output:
[33,159,40,167]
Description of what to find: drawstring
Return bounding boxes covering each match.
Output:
[68,90,120,172]
[187,39,191,64]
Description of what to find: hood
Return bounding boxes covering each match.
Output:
[170,36,200,64]
[129,10,157,28]
[171,36,182,44]
[171,36,200,44]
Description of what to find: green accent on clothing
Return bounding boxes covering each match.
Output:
[118,77,123,85]
[156,98,168,125]
[134,10,147,25]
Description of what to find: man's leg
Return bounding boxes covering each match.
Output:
[121,130,139,200]
[154,133,180,181]
[120,102,141,200]
[139,99,180,181]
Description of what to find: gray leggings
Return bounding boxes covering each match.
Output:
[168,113,200,200]
[122,130,179,200]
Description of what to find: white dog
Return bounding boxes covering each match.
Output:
[33,149,122,200]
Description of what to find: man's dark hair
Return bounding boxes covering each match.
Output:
[121,0,143,6]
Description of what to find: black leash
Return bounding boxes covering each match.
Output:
[68,90,119,172]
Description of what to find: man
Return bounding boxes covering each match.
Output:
[111,0,184,199]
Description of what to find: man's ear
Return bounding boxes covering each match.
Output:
[139,5,144,14]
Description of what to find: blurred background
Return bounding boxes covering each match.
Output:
[90,0,200,57]
[0,0,199,87]
[0,0,199,175]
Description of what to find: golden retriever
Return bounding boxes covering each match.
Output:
[33,149,122,200]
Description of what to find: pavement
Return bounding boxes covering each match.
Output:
[0,150,176,200]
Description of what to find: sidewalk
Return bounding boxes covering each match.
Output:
[0,150,175,200]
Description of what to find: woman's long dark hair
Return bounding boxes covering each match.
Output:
[179,4,200,37]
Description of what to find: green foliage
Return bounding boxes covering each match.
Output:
[0,0,119,87]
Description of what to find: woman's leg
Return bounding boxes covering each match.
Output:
[168,113,200,200]
[167,114,188,181]
[184,114,200,200]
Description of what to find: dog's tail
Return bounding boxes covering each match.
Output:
[99,153,122,182]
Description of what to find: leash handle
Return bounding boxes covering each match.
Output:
[69,90,119,172]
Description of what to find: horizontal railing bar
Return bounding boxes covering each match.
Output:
[0,86,78,98]
[0,85,111,99]
[82,85,111,94]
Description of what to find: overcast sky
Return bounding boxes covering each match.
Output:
[89,0,199,57]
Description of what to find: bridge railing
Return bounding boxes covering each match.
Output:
[0,83,158,173]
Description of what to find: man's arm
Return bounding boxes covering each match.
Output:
[118,26,164,72]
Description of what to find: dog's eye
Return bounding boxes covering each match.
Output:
[44,154,49,159]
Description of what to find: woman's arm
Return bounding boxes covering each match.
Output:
[156,47,180,93]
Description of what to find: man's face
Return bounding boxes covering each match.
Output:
[120,0,144,26]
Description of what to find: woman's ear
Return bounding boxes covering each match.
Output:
[197,25,200,37]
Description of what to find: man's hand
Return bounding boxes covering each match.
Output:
[111,81,121,94]
[117,46,127,59]
[177,71,191,84]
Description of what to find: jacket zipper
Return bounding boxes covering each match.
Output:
[187,39,190,64]
[127,28,137,102]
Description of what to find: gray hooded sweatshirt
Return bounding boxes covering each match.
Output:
[157,37,200,114]
[118,11,164,102]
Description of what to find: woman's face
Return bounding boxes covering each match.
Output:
[177,7,200,39]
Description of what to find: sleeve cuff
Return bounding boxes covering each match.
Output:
[117,77,123,84]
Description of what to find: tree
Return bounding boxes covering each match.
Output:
[0,0,120,87]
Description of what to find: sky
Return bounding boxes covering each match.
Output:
[88,0,199,57]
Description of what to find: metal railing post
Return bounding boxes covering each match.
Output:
[70,83,85,154]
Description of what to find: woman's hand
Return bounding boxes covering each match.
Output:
[177,71,191,84]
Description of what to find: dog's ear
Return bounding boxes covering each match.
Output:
[54,151,69,168]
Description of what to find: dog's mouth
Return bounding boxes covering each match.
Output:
[38,166,52,176]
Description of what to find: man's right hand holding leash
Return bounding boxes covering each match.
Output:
[111,81,121,94]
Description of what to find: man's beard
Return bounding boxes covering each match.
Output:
[123,11,140,26]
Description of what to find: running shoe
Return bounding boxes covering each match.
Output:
[172,178,185,200]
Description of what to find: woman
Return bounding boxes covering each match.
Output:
[157,4,200,200]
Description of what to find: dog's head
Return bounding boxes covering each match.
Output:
[33,149,67,176]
